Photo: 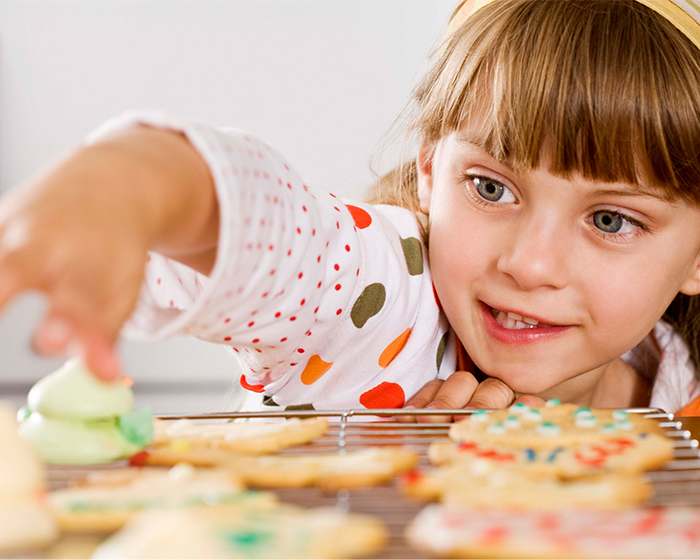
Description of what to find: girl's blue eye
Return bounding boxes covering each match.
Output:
[593,211,623,233]
[474,177,512,202]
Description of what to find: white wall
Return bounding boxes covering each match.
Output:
[0,0,454,410]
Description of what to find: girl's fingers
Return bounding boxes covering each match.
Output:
[465,376,516,410]
[419,370,480,424]
[398,379,444,423]
[74,329,121,382]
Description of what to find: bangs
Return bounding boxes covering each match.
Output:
[413,0,700,203]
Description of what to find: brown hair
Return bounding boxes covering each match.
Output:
[367,0,700,374]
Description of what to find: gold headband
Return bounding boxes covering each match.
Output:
[447,0,700,52]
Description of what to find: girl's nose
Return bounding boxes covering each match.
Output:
[496,216,570,291]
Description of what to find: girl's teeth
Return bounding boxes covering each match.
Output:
[493,309,540,329]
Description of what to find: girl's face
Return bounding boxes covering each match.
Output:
[418,125,700,398]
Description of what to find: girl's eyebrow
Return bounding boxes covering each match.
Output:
[587,186,672,202]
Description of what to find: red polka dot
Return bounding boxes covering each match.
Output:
[318,282,322,288]
[287,249,292,256]
[336,309,342,315]
[306,330,312,336]
[255,348,262,353]
[240,375,265,393]
[334,264,340,271]
[233,348,239,353]
[297,348,305,354]
[252,338,260,343]
[280,337,288,342]
[297,227,301,234]
[290,316,297,321]
[345,245,351,252]
[298,272,304,279]
[248,321,255,327]
[357,268,360,276]
[314,307,319,313]
[359,382,406,409]
[224,318,231,323]
[346,205,372,229]
[287,182,292,189]
[330,192,337,198]
[269,244,274,251]
[157,278,161,285]
[251,310,258,316]
[336,222,340,229]
[317,255,321,263]
[302,205,307,212]
[300,299,306,305]
[290,362,297,367]
[275,312,281,318]
[169,300,174,307]
[270,269,276,275]
[224,337,232,341]
[335,284,341,291]
[334,206,340,212]
[263,292,269,298]
[312,229,316,236]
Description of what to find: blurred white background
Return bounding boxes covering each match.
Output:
[0,0,455,413]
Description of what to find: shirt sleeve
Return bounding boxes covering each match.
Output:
[87,110,452,409]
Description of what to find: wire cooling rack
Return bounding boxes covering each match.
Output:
[46,408,700,559]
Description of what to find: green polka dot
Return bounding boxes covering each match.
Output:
[350,283,386,328]
[285,403,315,411]
[436,332,448,371]
[400,237,424,275]
[262,395,279,407]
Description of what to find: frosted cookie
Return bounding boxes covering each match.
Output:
[50,463,277,533]
[407,505,700,559]
[92,504,387,559]
[18,358,153,464]
[152,417,328,455]
[0,404,57,553]
[429,431,674,478]
[449,402,666,451]
[400,459,651,509]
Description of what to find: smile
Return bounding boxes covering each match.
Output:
[480,302,571,345]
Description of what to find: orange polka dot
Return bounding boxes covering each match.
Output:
[300,355,334,385]
[360,382,405,409]
[378,328,412,367]
[239,375,265,393]
[346,204,372,229]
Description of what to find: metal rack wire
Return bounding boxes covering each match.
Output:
[47,408,700,559]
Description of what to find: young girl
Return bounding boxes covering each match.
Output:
[4,0,700,417]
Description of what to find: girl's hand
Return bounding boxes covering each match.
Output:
[0,127,218,381]
[398,371,546,423]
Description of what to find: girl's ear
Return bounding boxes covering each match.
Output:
[680,254,700,296]
[416,141,435,214]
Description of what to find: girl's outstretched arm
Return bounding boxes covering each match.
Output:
[0,126,218,381]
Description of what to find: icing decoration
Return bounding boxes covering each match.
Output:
[522,409,542,422]
[536,422,561,436]
[573,407,593,417]
[545,398,561,406]
[575,414,598,428]
[599,423,617,434]
[487,422,507,435]
[18,358,152,464]
[616,420,634,431]
[508,403,529,415]
[470,410,490,422]
[222,529,274,550]
[503,416,520,429]
[613,410,629,421]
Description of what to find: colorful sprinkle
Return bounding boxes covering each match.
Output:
[524,448,536,462]
[547,447,564,463]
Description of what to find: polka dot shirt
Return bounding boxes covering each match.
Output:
[88,111,456,412]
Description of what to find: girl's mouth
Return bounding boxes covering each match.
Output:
[480,302,571,345]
